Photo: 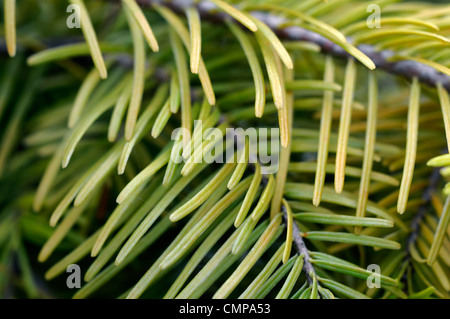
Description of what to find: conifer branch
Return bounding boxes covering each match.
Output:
[406,167,441,255]
[220,108,319,289]
[127,0,450,92]
[282,207,317,286]
[255,164,318,288]
[5,0,450,299]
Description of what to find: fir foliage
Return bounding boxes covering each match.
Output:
[0,0,450,299]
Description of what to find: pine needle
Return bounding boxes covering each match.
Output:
[256,32,285,110]
[124,208,209,298]
[186,7,201,74]
[0,70,38,176]
[155,5,216,105]
[91,181,149,258]
[240,243,284,299]
[437,82,450,151]
[180,123,227,176]
[117,164,209,266]
[388,56,450,77]
[108,78,133,142]
[227,138,249,190]
[176,221,267,299]
[163,135,183,187]
[160,177,252,269]
[319,278,369,299]
[197,97,212,123]
[275,254,303,299]
[117,147,171,204]
[73,145,123,207]
[284,183,406,229]
[313,55,334,206]
[310,271,319,299]
[235,164,262,227]
[397,77,420,214]
[251,174,276,221]
[33,139,65,212]
[39,200,92,262]
[151,99,171,138]
[303,231,401,250]
[181,108,220,160]
[213,214,282,299]
[427,196,450,266]
[49,149,114,226]
[164,206,236,298]
[427,154,450,167]
[355,71,378,234]
[255,255,297,299]
[169,28,191,148]
[170,163,236,222]
[118,84,169,174]
[169,69,180,113]
[251,4,376,69]
[338,42,376,70]
[232,213,260,255]
[310,253,398,286]
[249,4,347,44]
[276,52,290,148]
[342,17,440,34]
[251,17,293,70]
[27,43,121,66]
[271,67,293,218]
[354,29,450,45]
[209,0,257,32]
[122,0,159,52]
[295,213,393,228]
[124,6,146,141]
[81,217,171,292]
[227,21,266,118]
[291,162,398,186]
[68,68,101,128]
[4,0,16,57]
[285,80,341,91]
[44,228,101,280]
[282,199,294,264]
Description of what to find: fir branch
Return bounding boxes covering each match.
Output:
[406,166,442,255]
[220,110,319,289]
[6,0,450,299]
[126,0,450,92]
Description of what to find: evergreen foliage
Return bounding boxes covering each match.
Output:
[0,0,449,299]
